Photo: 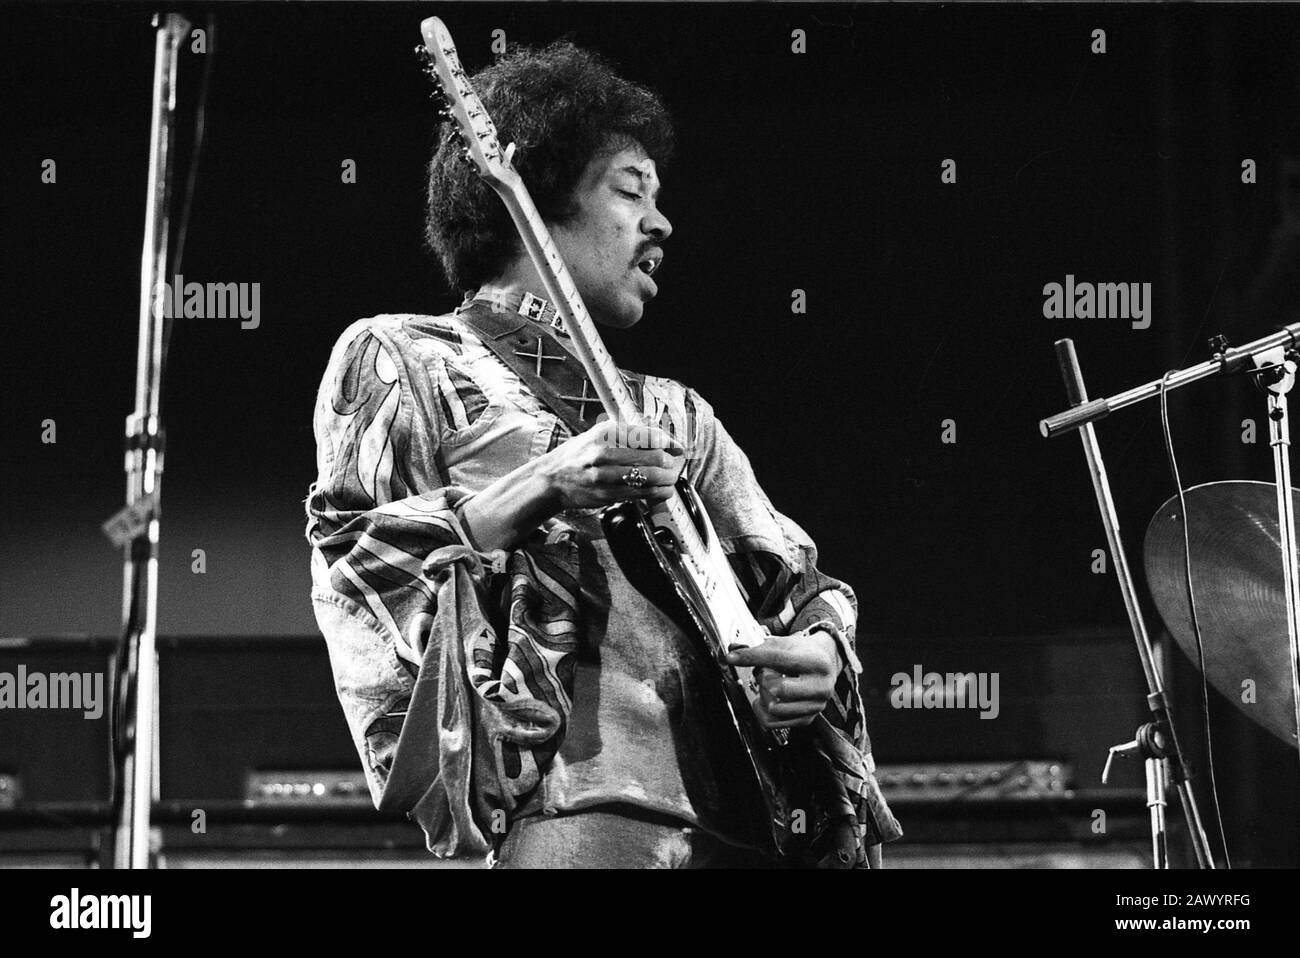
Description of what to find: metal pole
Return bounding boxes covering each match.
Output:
[1052,338,1215,869]
[1260,360,1300,761]
[1146,757,1169,869]
[112,11,188,870]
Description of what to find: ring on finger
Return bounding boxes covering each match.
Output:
[622,466,647,489]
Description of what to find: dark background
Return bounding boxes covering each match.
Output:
[3,1,1300,865]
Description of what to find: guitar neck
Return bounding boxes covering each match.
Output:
[495,177,714,557]
[494,181,644,427]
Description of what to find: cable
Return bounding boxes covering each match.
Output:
[160,13,215,380]
[1158,371,1233,869]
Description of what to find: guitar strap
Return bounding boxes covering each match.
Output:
[457,299,643,436]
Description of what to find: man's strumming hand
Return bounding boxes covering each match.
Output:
[459,419,685,553]
[725,629,843,729]
[538,419,685,510]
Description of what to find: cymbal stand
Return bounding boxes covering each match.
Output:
[1044,339,1215,869]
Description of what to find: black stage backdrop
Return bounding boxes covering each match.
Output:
[3,2,1299,865]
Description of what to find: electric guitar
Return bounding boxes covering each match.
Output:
[419,17,802,855]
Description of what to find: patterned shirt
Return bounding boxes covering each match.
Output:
[304,307,900,859]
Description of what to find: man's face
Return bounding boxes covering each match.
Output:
[550,142,672,329]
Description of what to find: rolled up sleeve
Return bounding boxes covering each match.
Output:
[304,320,473,804]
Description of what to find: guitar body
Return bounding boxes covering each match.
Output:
[602,478,800,857]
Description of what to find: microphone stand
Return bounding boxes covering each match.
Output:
[111,11,189,870]
[1042,329,1300,761]
[1040,339,1217,869]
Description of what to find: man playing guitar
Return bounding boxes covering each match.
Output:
[304,30,900,868]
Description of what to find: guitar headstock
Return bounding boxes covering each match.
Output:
[418,17,517,187]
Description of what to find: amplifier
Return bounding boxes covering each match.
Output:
[883,842,1153,869]
[245,769,370,805]
[877,760,1073,801]
[0,636,114,803]
[861,628,1150,792]
[0,635,358,804]
[158,636,358,801]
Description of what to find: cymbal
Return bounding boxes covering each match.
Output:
[1143,480,1300,746]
